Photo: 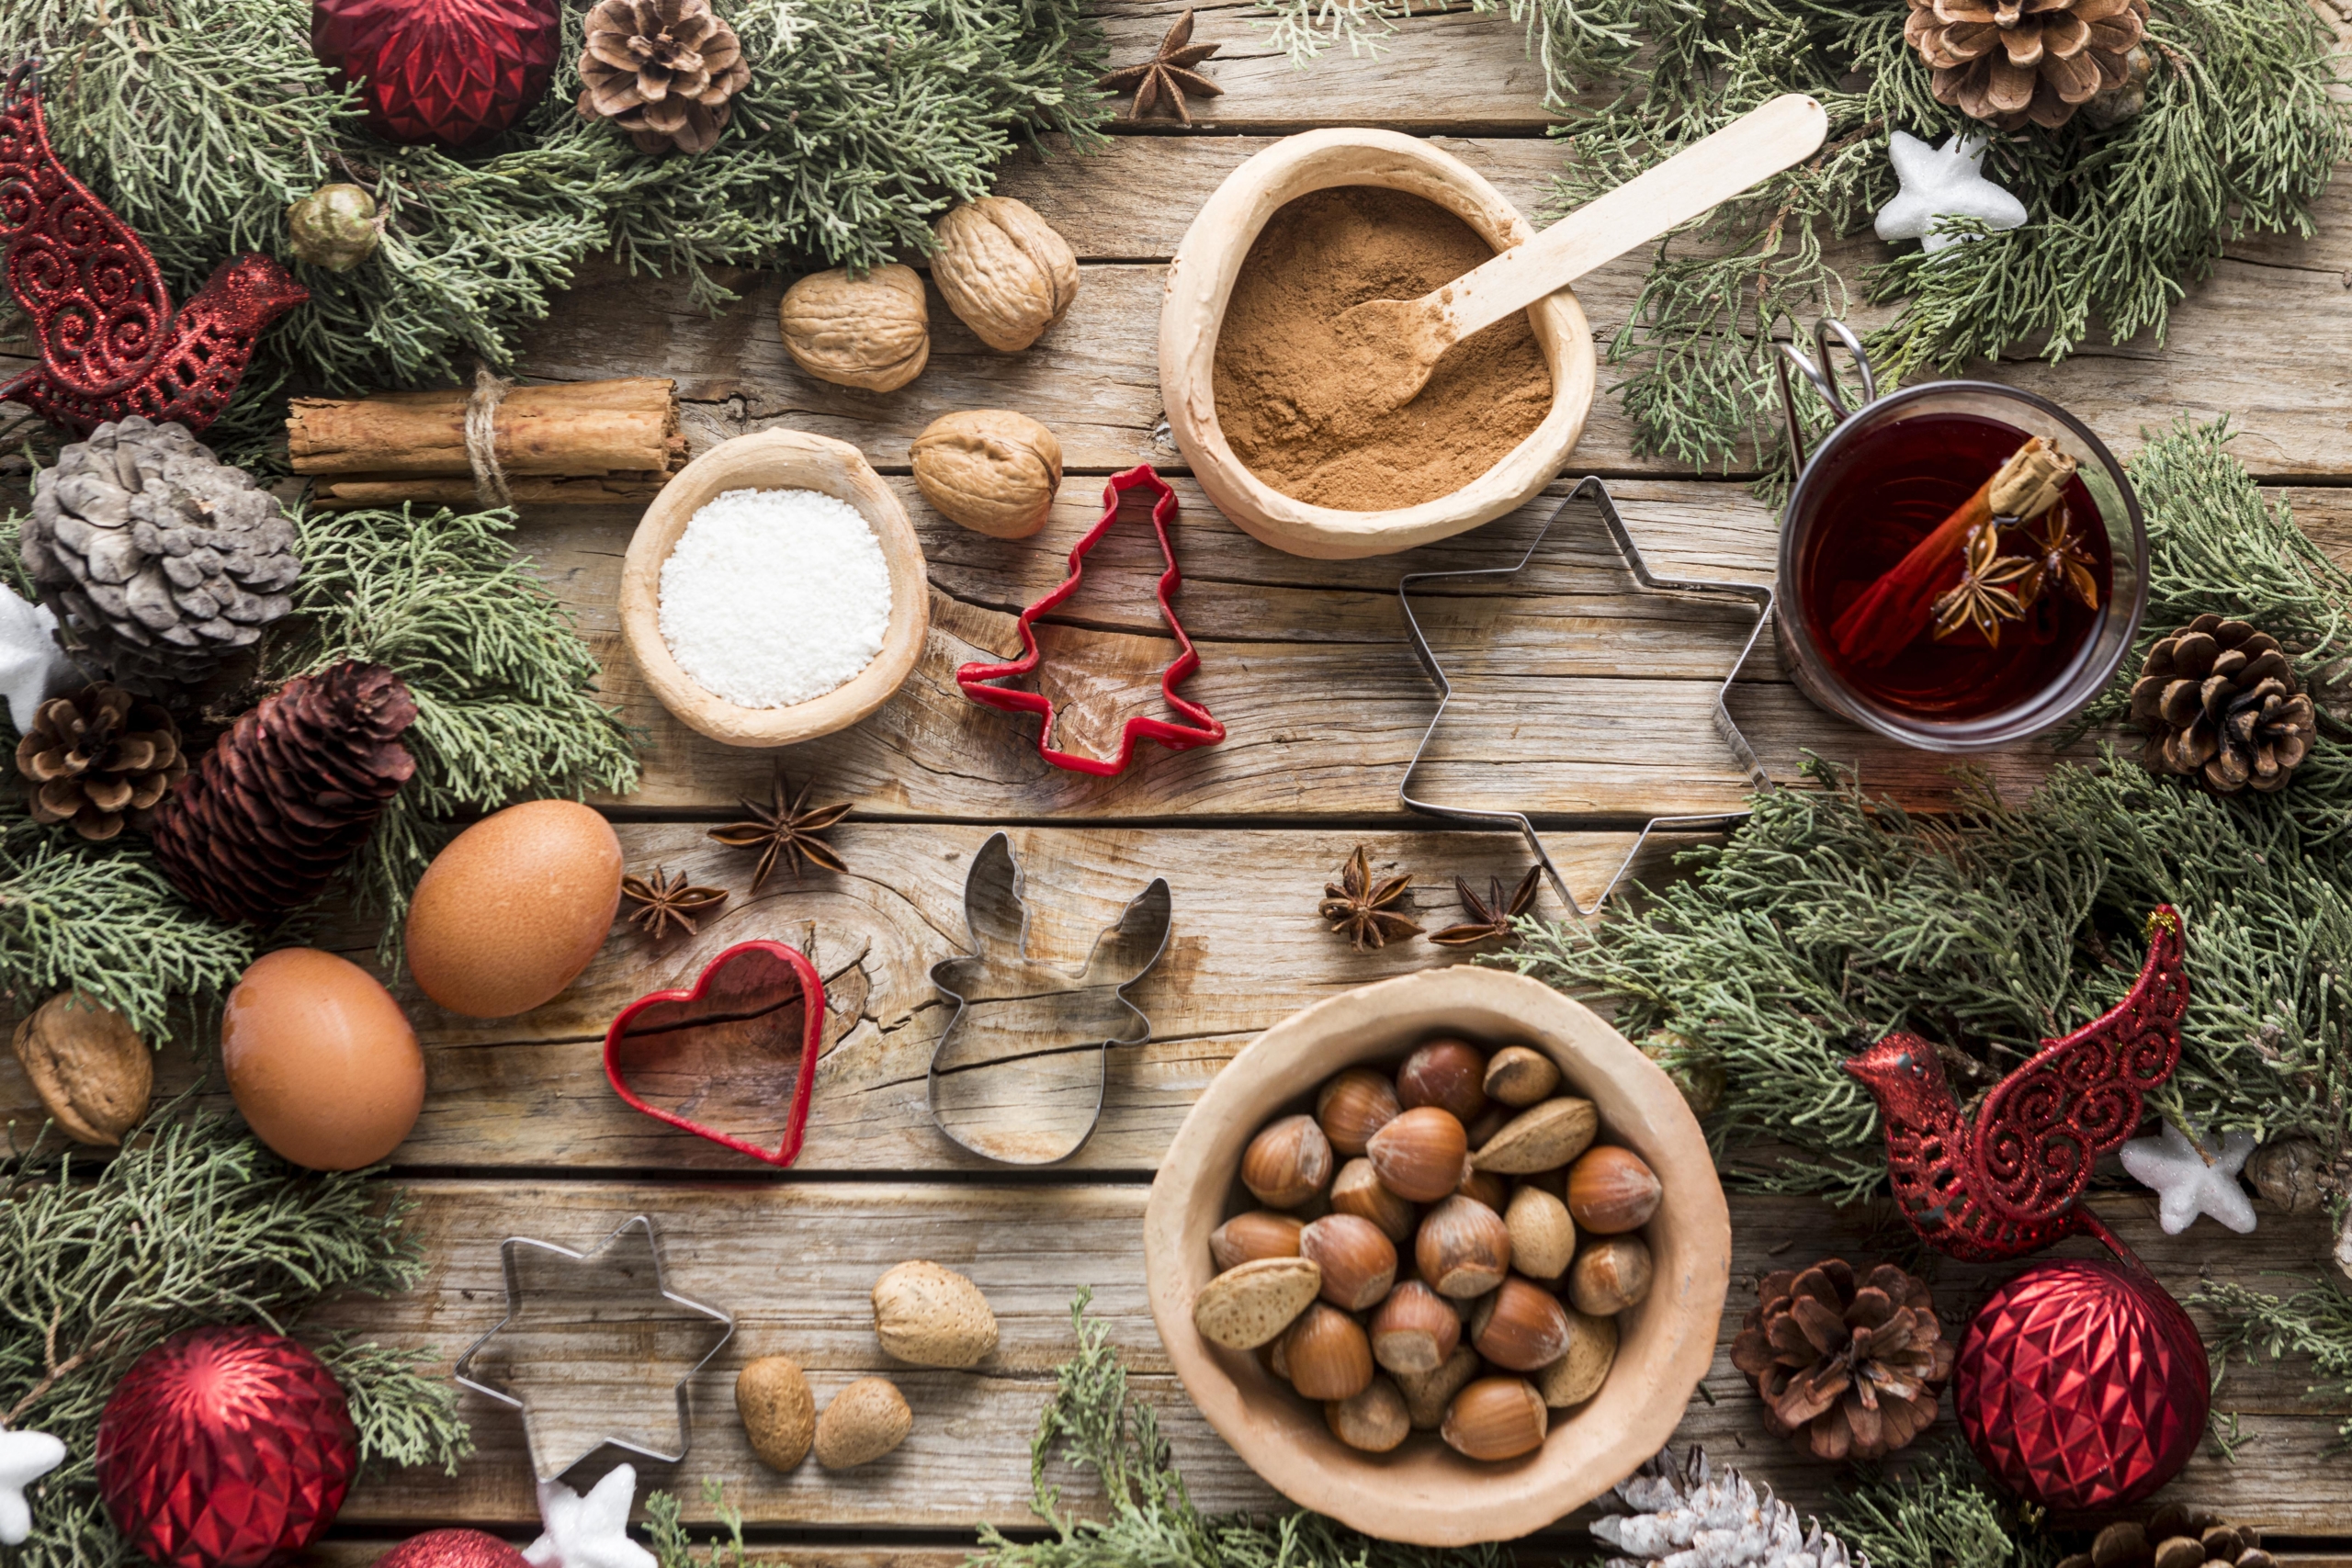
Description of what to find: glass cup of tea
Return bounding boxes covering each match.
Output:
[1773,320,2148,751]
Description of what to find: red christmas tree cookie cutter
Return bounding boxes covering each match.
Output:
[602,940,824,1168]
[955,463,1225,776]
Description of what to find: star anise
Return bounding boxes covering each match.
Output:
[1318,843,1421,952]
[1930,519,2035,647]
[2007,502,2101,614]
[1095,9,1223,126]
[708,773,851,892]
[1428,864,1543,946]
[622,867,729,941]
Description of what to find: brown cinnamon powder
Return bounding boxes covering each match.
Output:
[1211,186,1555,513]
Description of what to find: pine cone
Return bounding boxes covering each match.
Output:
[148,662,417,925]
[1905,0,2149,130]
[1729,1258,1953,1462]
[14,683,187,841]
[1592,1447,1863,1568]
[21,418,300,694]
[576,0,752,155]
[2129,615,2317,794]
[2059,1506,2274,1568]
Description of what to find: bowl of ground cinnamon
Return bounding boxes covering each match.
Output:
[1159,130,1597,559]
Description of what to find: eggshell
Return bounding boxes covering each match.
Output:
[405,800,624,1018]
[223,948,424,1170]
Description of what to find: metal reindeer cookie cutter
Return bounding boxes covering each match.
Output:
[927,832,1172,1165]
[452,1213,734,1481]
[1398,475,1774,917]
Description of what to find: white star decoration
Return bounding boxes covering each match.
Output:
[0,1428,67,1546]
[526,1464,657,1568]
[1874,131,2030,255]
[2120,1121,2259,1235]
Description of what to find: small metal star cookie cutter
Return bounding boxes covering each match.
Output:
[927,832,1172,1166]
[452,1213,734,1480]
[1398,474,1775,917]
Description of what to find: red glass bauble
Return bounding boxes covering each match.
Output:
[95,1326,358,1568]
[312,0,560,148]
[1955,1258,2210,1511]
[376,1530,535,1568]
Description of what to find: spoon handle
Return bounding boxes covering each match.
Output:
[1433,93,1830,348]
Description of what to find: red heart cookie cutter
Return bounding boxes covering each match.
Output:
[602,940,824,1168]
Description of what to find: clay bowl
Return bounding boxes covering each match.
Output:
[1159,130,1599,560]
[1143,966,1728,1545]
[619,427,929,747]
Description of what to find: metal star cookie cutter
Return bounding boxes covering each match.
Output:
[927,832,1172,1166]
[452,1213,734,1481]
[1398,474,1775,917]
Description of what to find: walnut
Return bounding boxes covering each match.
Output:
[776,264,929,392]
[931,197,1078,353]
[910,411,1063,538]
[11,990,152,1146]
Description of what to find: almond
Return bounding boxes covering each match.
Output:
[736,1355,816,1472]
[1193,1256,1321,1348]
[813,1376,912,1469]
[871,1260,999,1369]
[1482,1044,1561,1107]
[1503,1184,1576,1280]
[1471,1096,1599,1174]
[1534,1308,1618,1408]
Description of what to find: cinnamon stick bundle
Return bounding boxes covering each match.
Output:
[288,377,685,507]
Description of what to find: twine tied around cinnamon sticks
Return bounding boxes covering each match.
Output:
[465,363,514,508]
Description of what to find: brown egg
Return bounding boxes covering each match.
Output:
[222,948,424,1170]
[405,800,623,1018]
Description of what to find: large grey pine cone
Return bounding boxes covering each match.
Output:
[22,417,301,694]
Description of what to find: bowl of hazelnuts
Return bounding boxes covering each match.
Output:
[1142,965,1729,1545]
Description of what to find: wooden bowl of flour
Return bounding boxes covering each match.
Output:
[620,428,929,748]
[1159,130,1598,560]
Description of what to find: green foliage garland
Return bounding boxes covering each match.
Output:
[2196,1275,2352,1442]
[0,1107,471,1568]
[1499,420,2352,1200]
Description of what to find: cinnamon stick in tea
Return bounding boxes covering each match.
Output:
[1827,435,2076,668]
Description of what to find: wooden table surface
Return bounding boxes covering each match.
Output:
[13,1,2352,1558]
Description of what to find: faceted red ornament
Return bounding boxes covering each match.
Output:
[1956,1258,2210,1511]
[376,1530,534,1568]
[95,1326,358,1568]
[312,0,561,148]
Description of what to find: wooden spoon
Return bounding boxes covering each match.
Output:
[1331,94,1830,412]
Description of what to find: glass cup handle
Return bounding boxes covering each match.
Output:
[1774,319,1878,468]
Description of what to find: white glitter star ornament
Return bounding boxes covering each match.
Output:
[2120,1121,2259,1235]
[526,1464,657,1568]
[1874,131,2030,255]
[0,1427,67,1546]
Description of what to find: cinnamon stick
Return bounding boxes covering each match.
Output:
[287,377,685,503]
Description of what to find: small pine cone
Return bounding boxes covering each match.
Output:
[14,683,187,841]
[576,0,752,155]
[2129,615,2317,795]
[148,662,418,925]
[1728,1258,1954,1462]
[1905,0,2148,131]
[2056,1504,2272,1568]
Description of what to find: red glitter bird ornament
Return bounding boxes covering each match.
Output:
[312,0,562,147]
[1843,905,2188,1264]
[0,64,308,438]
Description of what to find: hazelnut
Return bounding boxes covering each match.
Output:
[1210,1210,1305,1271]
[930,197,1079,352]
[910,411,1062,538]
[1396,1037,1489,1123]
[1329,1157,1416,1243]
[1367,1105,1468,1203]
[1395,1343,1480,1429]
[1415,1193,1511,1298]
[1242,1114,1333,1209]
[1281,1302,1374,1401]
[813,1376,913,1469]
[1299,1213,1397,1311]
[1471,1096,1599,1175]
[1316,1066,1401,1156]
[1369,1279,1461,1375]
[1469,1277,1573,1371]
[10,990,150,1147]
[1502,1184,1576,1280]
[1567,1145,1663,1235]
[1483,1044,1561,1108]
[1324,1375,1411,1453]
[1193,1257,1321,1349]
[1442,1376,1548,1461]
[1567,1235,1654,1316]
[1457,1165,1509,1212]
[777,264,929,391]
[1534,1308,1617,1407]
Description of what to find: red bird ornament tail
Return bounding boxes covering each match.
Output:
[0,62,307,437]
[1844,906,2188,1265]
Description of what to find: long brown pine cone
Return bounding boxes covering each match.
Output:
[2129,614,2317,794]
[1905,0,2148,130]
[1729,1258,1955,1461]
[148,662,418,925]
[15,683,187,841]
[577,0,752,155]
